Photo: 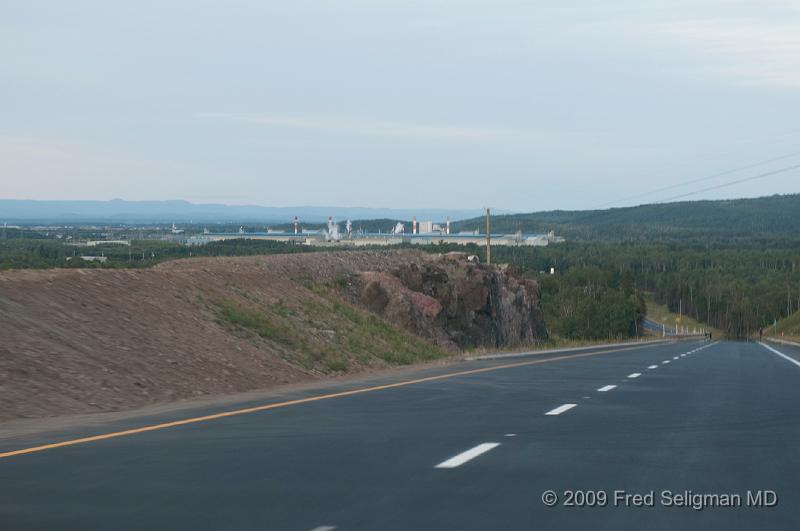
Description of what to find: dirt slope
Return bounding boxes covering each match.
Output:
[0,250,545,421]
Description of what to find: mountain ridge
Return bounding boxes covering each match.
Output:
[0,199,508,224]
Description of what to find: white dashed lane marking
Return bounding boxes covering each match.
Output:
[598,385,617,392]
[435,443,501,469]
[546,404,578,416]
[627,373,641,379]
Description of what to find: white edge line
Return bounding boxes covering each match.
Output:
[435,442,501,469]
[465,338,673,361]
[765,337,800,349]
[760,342,800,369]
[545,403,578,416]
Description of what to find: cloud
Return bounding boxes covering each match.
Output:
[199,113,554,143]
[657,19,800,87]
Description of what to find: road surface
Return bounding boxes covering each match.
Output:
[2,340,799,530]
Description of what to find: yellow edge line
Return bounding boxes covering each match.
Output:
[0,342,663,459]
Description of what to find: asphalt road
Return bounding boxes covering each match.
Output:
[2,339,800,530]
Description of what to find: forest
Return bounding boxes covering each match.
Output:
[0,238,317,270]
[489,243,800,339]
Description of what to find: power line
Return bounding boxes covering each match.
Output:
[598,149,800,208]
[654,163,800,203]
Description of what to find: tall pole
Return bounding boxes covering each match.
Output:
[485,207,491,265]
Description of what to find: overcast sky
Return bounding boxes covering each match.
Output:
[2,0,800,211]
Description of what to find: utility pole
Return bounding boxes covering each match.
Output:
[485,207,491,265]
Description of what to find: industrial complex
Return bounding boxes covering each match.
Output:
[185,215,564,248]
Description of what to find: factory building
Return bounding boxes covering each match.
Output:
[188,227,562,247]
[183,215,562,247]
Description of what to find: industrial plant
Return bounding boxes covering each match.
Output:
[184,214,564,248]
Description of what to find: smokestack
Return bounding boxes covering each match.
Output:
[412,216,417,235]
[293,216,299,235]
[446,217,450,235]
[485,208,491,265]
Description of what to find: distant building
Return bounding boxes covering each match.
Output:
[419,220,435,233]
[66,256,108,263]
[81,240,130,247]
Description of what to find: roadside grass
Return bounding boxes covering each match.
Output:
[215,283,445,374]
[301,285,444,365]
[765,311,800,341]
[216,300,303,348]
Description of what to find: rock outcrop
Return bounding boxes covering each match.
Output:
[355,253,548,350]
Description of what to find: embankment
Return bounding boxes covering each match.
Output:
[0,250,546,420]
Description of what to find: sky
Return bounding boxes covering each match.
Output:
[2,0,800,212]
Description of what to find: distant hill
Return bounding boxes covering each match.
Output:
[0,199,505,224]
[455,194,800,244]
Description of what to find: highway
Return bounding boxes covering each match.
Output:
[2,340,800,530]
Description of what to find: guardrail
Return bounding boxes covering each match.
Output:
[642,318,708,337]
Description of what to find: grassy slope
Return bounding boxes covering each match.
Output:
[215,282,444,373]
[765,311,800,342]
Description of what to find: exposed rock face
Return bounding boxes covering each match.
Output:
[356,254,548,350]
